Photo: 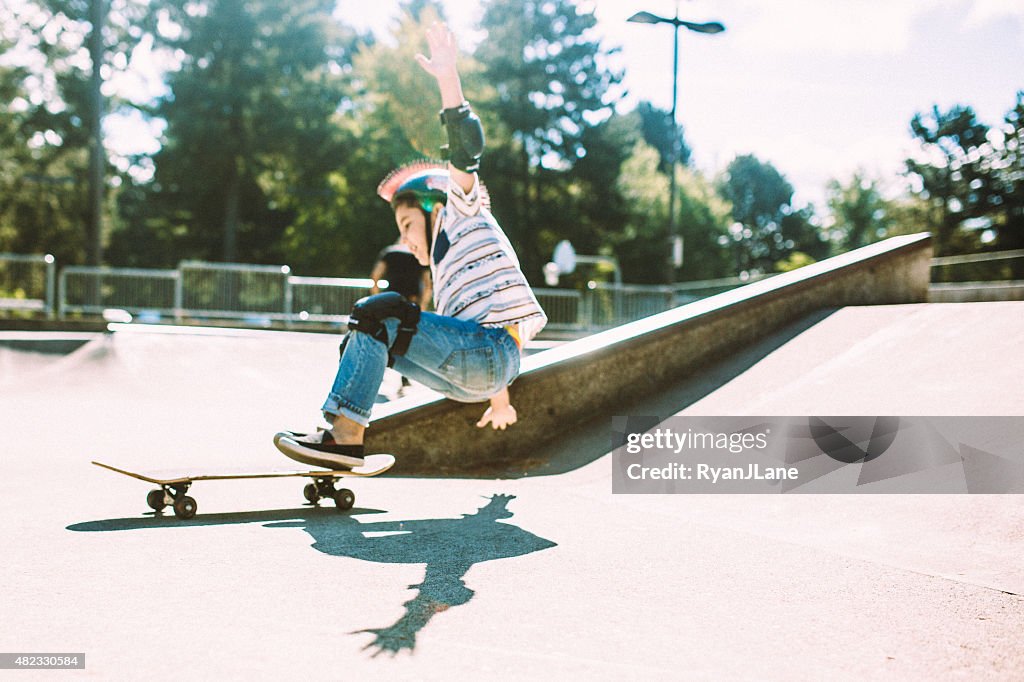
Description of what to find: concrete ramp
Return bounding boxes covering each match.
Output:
[366,233,933,471]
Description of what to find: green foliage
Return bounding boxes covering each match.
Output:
[905,104,996,255]
[775,251,816,272]
[352,5,447,159]
[109,0,359,268]
[476,0,623,166]
[992,92,1024,263]
[901,94,1024,277]
[610,138,731,283]
[473,0,624,280]
[717,154,824,273]
[636,101,691,173]
[826,171,895,251]
[0,1,92,263]
[612,139,669,283]
[675,166,734,280]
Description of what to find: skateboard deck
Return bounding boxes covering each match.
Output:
[92,455,395,520]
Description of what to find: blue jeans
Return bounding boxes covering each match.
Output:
[322,312,521,427]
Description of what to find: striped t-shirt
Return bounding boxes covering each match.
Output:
[431,176,547,342]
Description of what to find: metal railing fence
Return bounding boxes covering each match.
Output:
[29,259,766,331]
[0,253,56,316]
[59,266,180,318]
[288,276,376,323]
[533,289,584,330]
[178,261,292,321]
[588,283,676,328]
[930,249,1024,283]
[7,246,1024,330]
[5,255,796,331]
[56,261,375,325]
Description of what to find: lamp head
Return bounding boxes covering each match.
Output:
[627,11,665,25]
[681,20,725,34]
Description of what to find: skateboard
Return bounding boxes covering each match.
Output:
[92,455,395,520]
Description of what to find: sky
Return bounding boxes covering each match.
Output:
[332,0,1024,211]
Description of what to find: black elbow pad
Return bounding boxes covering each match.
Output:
[440,102,485,173]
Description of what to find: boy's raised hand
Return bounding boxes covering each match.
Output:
[415,22,459,81]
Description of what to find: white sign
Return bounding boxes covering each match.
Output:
[553,240,577,275]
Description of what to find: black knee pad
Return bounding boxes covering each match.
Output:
[347,292,420,357]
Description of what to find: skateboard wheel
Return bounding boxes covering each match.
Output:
[147,489,167,511]
[173,496,197,520]
[303,483,320,504]
[333,488,355,511]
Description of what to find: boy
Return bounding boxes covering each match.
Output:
[276,22,547,469]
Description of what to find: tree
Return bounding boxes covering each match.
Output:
[474,0,624,279]
[0,1,93,263]
[114,0,357,266]
[324,4,469,278]
[905,104,996,256]
[674,166,733,281]
[613,140,670,283]
[993,92,1024,272]
[0,0,163,266]
[612,137,731,283]
[717,154,822,272]
[562,109,639,262]
[636,101,691,174]
[476,0,622,166]
[826,170,895,251]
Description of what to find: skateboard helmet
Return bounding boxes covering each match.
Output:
[377,161,449,214]
[377,160,491,214]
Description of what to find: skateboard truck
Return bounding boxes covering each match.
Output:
[146,482,198,520]
[302,476,355,511]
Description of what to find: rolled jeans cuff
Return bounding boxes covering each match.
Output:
[322,393,372,428]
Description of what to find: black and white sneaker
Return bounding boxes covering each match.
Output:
[274,430,365,470]
[272,428,325,448]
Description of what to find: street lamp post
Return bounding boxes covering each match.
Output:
[628,4,724,284]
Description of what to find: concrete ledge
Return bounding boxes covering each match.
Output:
[366,233,933,474]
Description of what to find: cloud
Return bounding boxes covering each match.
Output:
[965,0,1024,25]
[725,1,938,55]
[712,0,1024,56]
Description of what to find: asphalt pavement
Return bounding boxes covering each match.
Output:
[1,302,1022,680]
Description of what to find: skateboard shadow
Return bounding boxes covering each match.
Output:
[68,494,556,657]
[66,507,388,532]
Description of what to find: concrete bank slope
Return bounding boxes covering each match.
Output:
[681,301,1024,416]
[366,234,933,472]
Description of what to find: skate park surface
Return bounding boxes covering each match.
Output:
[2,301,1023,680]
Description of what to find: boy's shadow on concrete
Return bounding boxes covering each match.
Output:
[270,493,555,655]
[69,494,555,656]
